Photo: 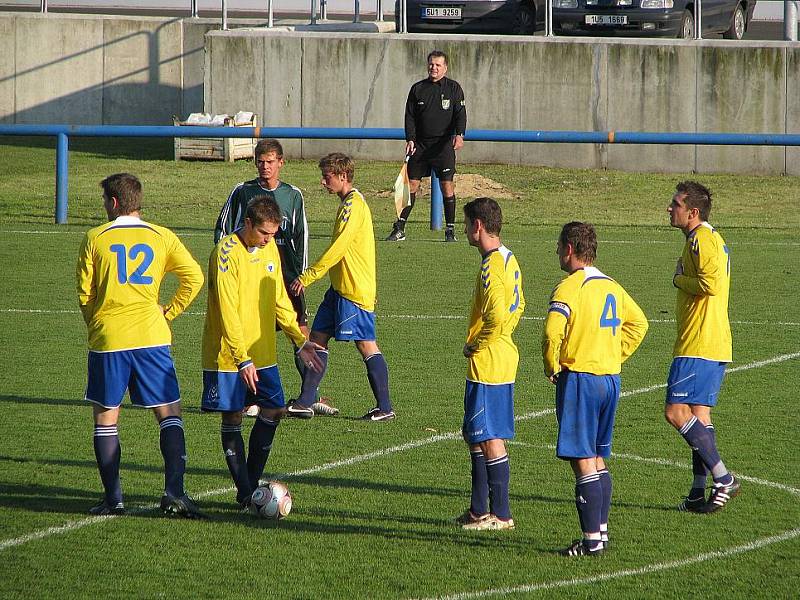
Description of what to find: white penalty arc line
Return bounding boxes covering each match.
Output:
[412,529,800,600]
[2,308,799,328]
[0,352,798,553]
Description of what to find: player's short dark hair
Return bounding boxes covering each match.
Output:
[254,138,284,159]
[318,153,355,182]
[463,197,502,235]
[676,180,712,221]
[427,50,448,65]
[559,221,597,263]
[100,173,142,215]
[245,195,281,226]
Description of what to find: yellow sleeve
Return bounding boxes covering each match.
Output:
[541,308,567,378]
[469,265,505,351]
[76,233,96,326]
[274,259,307,348]
[162,233,204,322]
[674,233,723,296]
[214,248,250,367]
[620,290,649,363]
[299,201,358,287]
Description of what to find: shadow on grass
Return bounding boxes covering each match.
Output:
[0,395,207,416]
[0,453,226,479]
[0,136,174,161]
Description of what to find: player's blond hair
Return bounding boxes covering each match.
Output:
[318,153,355,182]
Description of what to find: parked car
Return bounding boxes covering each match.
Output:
[552,0,756,39]
[396,0,544,34]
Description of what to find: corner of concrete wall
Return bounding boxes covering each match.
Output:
[787,46,799,176]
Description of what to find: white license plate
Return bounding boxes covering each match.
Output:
[585,15,628,25]
[421,7,462,19]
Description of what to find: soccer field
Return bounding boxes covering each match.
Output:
[0,138,798,599]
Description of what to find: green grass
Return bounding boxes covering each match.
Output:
[0,137,798,599]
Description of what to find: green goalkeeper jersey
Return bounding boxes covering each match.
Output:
[214,178,308,283]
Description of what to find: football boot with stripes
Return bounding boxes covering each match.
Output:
[677,494,707,513]
[454,510,490,526]
[461,515,515,531]
[703,476,741,513]
[161,493,207,519]
[560,538,605,557]
[89,499,126,516]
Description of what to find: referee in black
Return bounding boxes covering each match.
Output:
[386,50,466,243]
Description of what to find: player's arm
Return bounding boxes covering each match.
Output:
[274,259,307,349]
[293,189,310,273]
[541,289,570,379]
[404,86,417,144]
[213,250,251,368]
[467,265,505,352]
[298,200,358,288]
[162,234,204,321]
[673,234,724,296]
[620,291,649,363]
[452,82,467,137]
[213,186,241,244]
[76,234,96,325]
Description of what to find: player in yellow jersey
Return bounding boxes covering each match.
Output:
[457,197,524,531]
[666,181,739,514]
[289,153,395,421]
[77,173,205,518]
[542,222,648,555]
[202,196,322,509]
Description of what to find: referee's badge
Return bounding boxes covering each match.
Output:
[441,97,451,110]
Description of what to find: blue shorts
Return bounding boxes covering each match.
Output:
[666,357,727,406]
[555,371,620,459]
[85,346,180,409]
[312,286,376,341]
[462,381,515,444]
[201,365,286,413]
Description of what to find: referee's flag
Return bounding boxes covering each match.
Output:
[393,156,411,219]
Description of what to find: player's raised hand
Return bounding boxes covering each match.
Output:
[297,340,324,372]
[239,363,259,394]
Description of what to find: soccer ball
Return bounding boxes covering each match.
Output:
[249,481,292,520]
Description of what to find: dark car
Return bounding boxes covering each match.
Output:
[552,0,756,39]
[397,0,545,34]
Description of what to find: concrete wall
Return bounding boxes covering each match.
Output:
[0,12,217,126]
[0,12,796,176]
[206,31,797,175]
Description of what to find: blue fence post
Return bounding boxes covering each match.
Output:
[55,132,69,224]
[430,171,443,231]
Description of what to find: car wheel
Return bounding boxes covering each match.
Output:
[513,3,536,35]
[678,9,695,39]
[723,3,746,40]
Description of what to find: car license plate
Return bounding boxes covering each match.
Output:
[585,15,628,25]
[421,7,462,19]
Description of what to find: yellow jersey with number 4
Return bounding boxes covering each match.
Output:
[673,222,731,362]
[542,266,648,377]
[466,245,525,384]
[76,216,203,352]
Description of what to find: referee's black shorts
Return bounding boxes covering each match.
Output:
[408,140,456,182]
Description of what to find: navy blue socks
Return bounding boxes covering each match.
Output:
[469,449,489,516]
[159,416,186,498]
[247,415,279,490]
[365,353,392,413]
[93,424,122,505]
[486,454,511,520]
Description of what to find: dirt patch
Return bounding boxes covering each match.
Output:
[375,173,518,200]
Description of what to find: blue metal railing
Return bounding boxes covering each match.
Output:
[1,124,800,224]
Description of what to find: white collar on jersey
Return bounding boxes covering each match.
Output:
[113,215,142,225]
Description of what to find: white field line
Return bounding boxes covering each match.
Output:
[2,307,798,328]
[2,230,799,247]
[411,528,800,600]
[0,354,797,553]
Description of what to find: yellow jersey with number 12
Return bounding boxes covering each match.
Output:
[76,215,203,352]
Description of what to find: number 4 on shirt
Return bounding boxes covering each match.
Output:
[600,293,620,335]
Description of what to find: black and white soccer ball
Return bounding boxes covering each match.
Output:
[249,481,292,520]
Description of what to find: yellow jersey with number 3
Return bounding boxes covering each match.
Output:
[76,216,203,352]
[542,266,648,377]
[202,233,306,372]
[466,245,525,384]
[673,222,731,362]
